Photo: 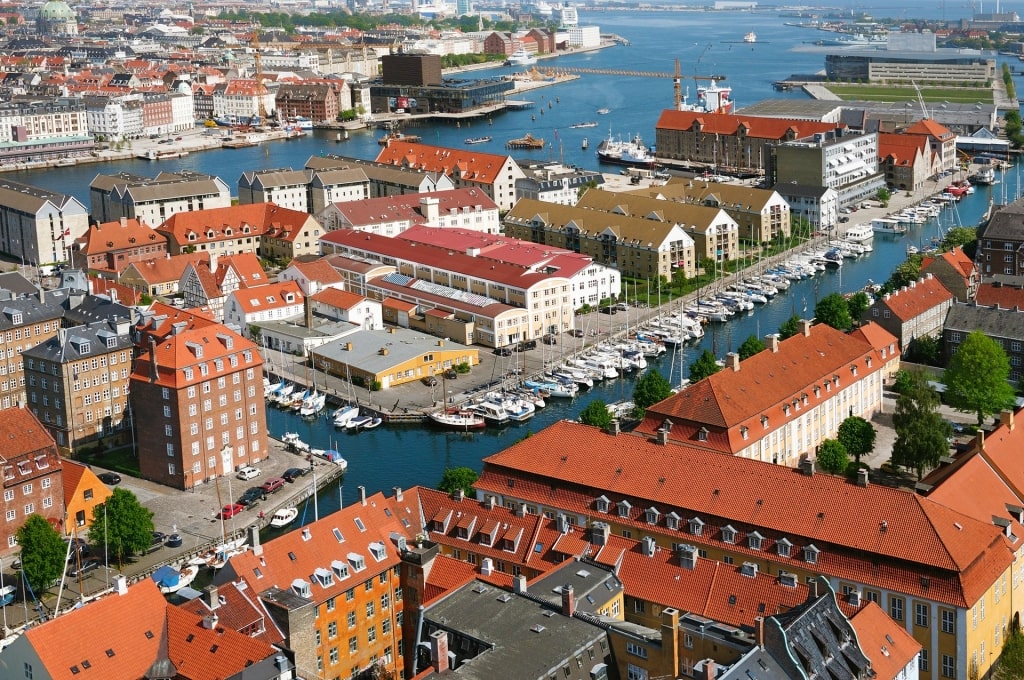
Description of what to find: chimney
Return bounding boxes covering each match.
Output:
[120,216,128,228]
[800,458,815,476]
[481,557,493,575]
[591,522,609,546]
[484,496,495,511]
[513,574,527,594]
[1001,410,1015,430]
[800,319,812,336]
[359,485,367,506]
[755,616,765,648]
[856,468,869,487]
[205,584,220,610]
[677,544,697,570]
[345,343,353,351]
[248,524,262,556]
[561,584,576,617]
[766,333,779,353]
[607,419,620,436]
[516,502,527,517]
[726,352,740,371]
[202,613,218,630]
[115,574,128,595]
[304,292,313,329]
[209,251,218,273]
[393,486,403,502]
[148,337,159,383]
[454,488,464,502]
[420,196,440,223]
[699,660,717,680]
[657,428,670,445]
[556,513,569,534]
[430,630,449,673]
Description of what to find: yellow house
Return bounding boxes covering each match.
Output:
[61,460,113,536]
[315,327,478,390]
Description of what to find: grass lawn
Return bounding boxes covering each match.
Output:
[88,445,141,477]
[824,84,993,105]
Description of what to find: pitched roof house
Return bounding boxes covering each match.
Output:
[179,252,268,322]
[862,273,954,349]
[920,246,979,301]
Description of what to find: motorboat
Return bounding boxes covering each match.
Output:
[313,449,348,471]
[744,31,757,43]
[429,409,486,430]
[871,217,908,235]
[464,136,492,145]
[469,400,510,425]
[152,564,199,594]
[333,404,359,428]
[843,224,875,243]
[299,391,326,418]
[347,415,381,430]
[506,49,537,66]
[270,507,299,528]
[524,379,578,398]
[0,584,15,606]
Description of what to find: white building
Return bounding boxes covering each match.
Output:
[310,288,383,330]
[278,259,346,297]
[566,25,601,48]
[316,188,500,236]
[0,180,89,265]
[224,281,305,338]
[212,80,277,122]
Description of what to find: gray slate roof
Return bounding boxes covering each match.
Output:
[945,302,1024,337]
[23,319,133,363]
[980,197,1024,241]
[0,290,67,330]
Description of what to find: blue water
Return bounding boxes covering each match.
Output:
[7,8,1015,511]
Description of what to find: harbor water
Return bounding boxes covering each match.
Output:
[6,9,1017,510]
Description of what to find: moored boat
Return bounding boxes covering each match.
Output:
[506,134,545,149]
[464,136,492,145]
[596,132,658,168]
[570,121,598,128]
[429,409,486,430]
[270,507,299,528]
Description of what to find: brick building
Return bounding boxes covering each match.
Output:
[130,321,267,490]
[0,407,64,555]
[71,217,168,276]
[24,319,135,454]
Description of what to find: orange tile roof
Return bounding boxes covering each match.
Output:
[850,602,921,680]
[165,605,277,680]
[217,253,268,288]
[975,411,1024,503]
[477,420,1013,607]
[422,554,480,604]
[132,323,259,389]
[157,203,310,248]
[135,302,219,346]
[374,141,511,184]
[848,320,901,358]
[611,533,808,629]
[382,298,417,312]
[88,276,142,305]
[310,287,366,311]
[60,459,87,508]
[24,579,166,679]
[655,110,839,140]
[904,118,955,140]
[230,280,304,315]
[875,274,952,322]
[637,322,896,452]
[78,218,166,255]
[921,247,976,280]
[121,253,210,285]
[178,580,285,646]
[878,133,928,166]
[290,258,345,286]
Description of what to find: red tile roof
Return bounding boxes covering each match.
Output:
[132,322,259,389]
[875,274,952,322]
[878,133,928,166]
[178,580,285,646]
[165,605,277,680]
[321,230,568,291]
[920,246,975,280]
[289,258,345,286]
[328,188,497,226]
[230,280,304,315]
[0,406,58,456]
[849,602,921,680]
[904,118,955,140]
[382,298,418,312]
[157,203,311,248]
[655,110,839,139]
[477,420,1013,607]
[422,554,480,604]
[375,142,512,184]
[122,253,210,285]
[975,283,1024,309]
[88,276,142,305]
[637,322,897,452]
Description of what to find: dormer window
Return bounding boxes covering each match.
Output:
[740,426,749,440]
[801,393,808,406]
[748,531,764,551]
[777,538,792,558]
[804,544,820,564]
[595,495,610,513]
[347,552,366,572]
[689,517,704,536]
[313,567,334,587]
[11,313,22,325]
[782,404,791,417]
[721,525,736,544]
[206,230,215,239]
[814,386,820,398]
[617,500,632,518]
[761,415,769,429]
[224,228,233,237]
[825,381,832,392]
[242,225,251,234]
[697,426,709,442]
[850,365,858,377]
[832,375,840,387]
[665,512,680,531]
[331,560,350,580]
[285,293,295,304]
[645,507,660,525]
[865,356,872,368]
[369,542,386,562]
[291,579,311,599]
[183,367,194,381]
[188,232,197,242]
[106,336,116,349]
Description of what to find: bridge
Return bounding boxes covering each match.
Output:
[535,65,725,81]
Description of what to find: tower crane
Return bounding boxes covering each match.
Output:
[912,80,929,120]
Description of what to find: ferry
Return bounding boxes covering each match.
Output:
[843,223,875,243]
[506,49,537,66]
[597,132,658,168]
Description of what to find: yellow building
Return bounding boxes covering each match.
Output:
[61,459,113,536]
[315,327,478,390]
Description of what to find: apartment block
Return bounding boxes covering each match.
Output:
[71,217,169,276]
[89,171,232,227]
[130,322,267,490]
[0,407,64,556]
[24,319,134,454]
[0,290,65,409]
[0,179,89,265]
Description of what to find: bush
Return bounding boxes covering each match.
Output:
[370,380,382,392]
[845,461,869,480]
[455,362,471,374]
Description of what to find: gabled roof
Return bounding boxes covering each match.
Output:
[164,605,278,680]
[920,246,976,280]
[655,110,838,140]
[627,178,781,212]
[0,406,57,457]
[573,190,733,236]
[179,580,286,646]
[77,218,166,256]
[131,322,258,389]
[157,203,311,246]
[477,420,1013,607]
[310,287,365,311]
[121,253,209,285]
[229,280,304,316]
[975,282,1024,309]
[873,274,952,322]
[849,602,922,680]
[375,141,512,184]
[134,302,218,347]
[905,118,955,141]
[327,187,497,227]
[286,258,345,286]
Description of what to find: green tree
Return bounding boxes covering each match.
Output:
[16,515,66,595]
[437,467,478,498]
[779,314,802,340]
[944,330,1017,426]
[994,628,1024,680]
[688,349,721,383]
[836,416,876,463]
[579,399,613,429]
[907,334,941,366]
[88,488,155,567]
[816,439,849,475]
[874,187,891,206]
[883,255,923,294]
[633,370,673,416]
[942,226,977,252]
[737,334,766,361]
[892,370,951,479]
[846,291,870,322]
[814,292,853,330]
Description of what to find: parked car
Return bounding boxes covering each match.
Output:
[518,340,537,351]
[421,376,437,387]
[141,532,165,555]
[569,329,585,338]
[236,466,261,481]
[444,369,459,380]
[166,533,183,548]
[542,334,557,345]
[260,477,286,494]
[67,559,100,578]
[493,347,512,356]
[282,467,308,483]
[97,472,121,485]
[218,503,245,519]
[238,487,264,507]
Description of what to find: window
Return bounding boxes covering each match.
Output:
[919,649,929,672]
[366,601,375,618]
[348,611,356,628]
[627,665,648,680]
[941,609,956,634]
[349,636,358,654]
[327,621,337,639]
[942,654,955,678]
[625,642,647,659]
[916,602,928,627]
[367,625,377,644]
[890,597,904,622]
[721,525,736,544]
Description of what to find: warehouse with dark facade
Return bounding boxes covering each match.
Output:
[370,54,514,115]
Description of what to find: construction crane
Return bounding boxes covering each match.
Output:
[253,27,268,125]
[912,80,929,120]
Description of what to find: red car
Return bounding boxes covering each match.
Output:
[218,503,244,519]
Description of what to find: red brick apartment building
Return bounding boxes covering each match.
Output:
[130,320,267,490]
[0,408,64,555]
